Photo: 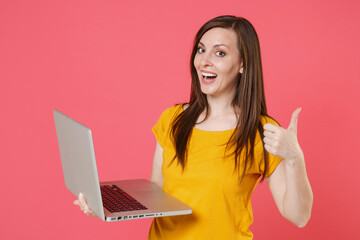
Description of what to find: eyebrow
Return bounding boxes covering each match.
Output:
[198,41,230,49]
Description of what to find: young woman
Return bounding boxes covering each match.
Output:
[75,15,313,239]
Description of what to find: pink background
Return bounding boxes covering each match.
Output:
[1,0,359,239]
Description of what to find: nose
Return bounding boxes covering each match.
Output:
[199,52,213,67]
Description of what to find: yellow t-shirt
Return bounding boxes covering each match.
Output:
[148,105,282,240]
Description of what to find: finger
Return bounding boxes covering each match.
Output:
[78,193,88,209]
[79,192,84,200]
[73,199,85,211]
[83,204,89,211]
[79,193,86,204]
[84,209,92,215]
[264,123,281,133]
[288,107,301,133]
[263,130,275,138]
[263,136,273,146]
[84,209,97,217]
[264,143,274,154]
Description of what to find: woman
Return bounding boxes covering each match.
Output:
[75,15,313,239]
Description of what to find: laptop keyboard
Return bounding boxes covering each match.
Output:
[101,185,148,213]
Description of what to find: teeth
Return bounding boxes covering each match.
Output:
[202,72,217,77]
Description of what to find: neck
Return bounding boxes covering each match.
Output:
[206,92,238,117]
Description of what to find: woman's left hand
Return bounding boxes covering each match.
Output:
[263,108,304,162]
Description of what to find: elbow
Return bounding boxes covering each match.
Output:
[295,217,310,228]
[284,193,313,228]
[282,206,312,228]
[290,211,312,228]
[297,223,307,228]
[296,196,313,228]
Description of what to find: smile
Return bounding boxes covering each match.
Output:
[201,71,218,82]
[200,71,218,84]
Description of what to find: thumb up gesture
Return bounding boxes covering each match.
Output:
[263,108,304,161]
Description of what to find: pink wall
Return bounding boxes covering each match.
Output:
[1,0,359,239]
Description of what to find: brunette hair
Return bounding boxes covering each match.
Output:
[171,15,273,182]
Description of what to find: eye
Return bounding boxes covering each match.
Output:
[215,51,225,57]
[197,47,205,54]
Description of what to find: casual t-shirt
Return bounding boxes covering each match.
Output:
[148,105,282,240]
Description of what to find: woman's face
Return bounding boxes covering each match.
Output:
[194,27,243,98]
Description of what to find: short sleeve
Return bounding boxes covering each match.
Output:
[152,105,182,148]
[260,116,283,178]
[265,151,282,178]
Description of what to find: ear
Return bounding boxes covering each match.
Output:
[239,61,244,74]
[239,65,244,74]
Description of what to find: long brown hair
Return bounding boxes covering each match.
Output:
[171,15,272,182]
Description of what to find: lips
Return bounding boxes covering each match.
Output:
[200,70,217,84]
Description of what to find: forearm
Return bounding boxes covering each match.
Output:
[282,155,313,227]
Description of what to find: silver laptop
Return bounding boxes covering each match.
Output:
[53,109,192,222]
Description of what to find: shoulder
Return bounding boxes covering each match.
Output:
[160,104,183,119]
[152,105,184,147]
[155,104,184,125]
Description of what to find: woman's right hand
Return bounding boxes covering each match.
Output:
[73,193,99,218]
